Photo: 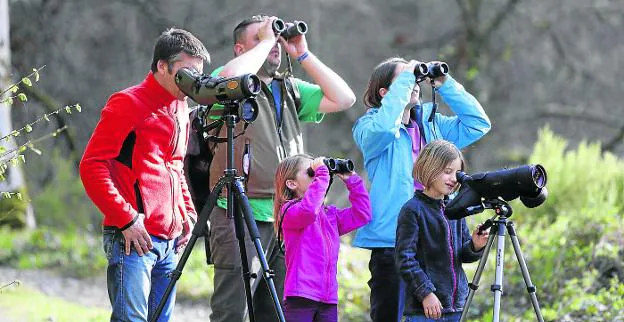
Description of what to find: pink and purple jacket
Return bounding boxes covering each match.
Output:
[280,165,372,304]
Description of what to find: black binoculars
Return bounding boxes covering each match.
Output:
[414,61,450,82]
[307,158,354,177]
[272,19,308,39]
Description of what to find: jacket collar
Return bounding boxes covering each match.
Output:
[415,190,445,209]
[142,71,178,105]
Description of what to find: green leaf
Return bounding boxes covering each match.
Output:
[65,105,72,114]
[33,68,40,82]
[0,146,5,154]
[75,103,82,112]
[21,77,33,87]
[17,93,27,102]
[2,192,11,199]
[16,192,22,200]
[11,130,19,137]
[9,85,19,93]
[25,124,33,133]
[466,66,479,81]
[19,155,25,163]
[6,97,13,105]
[18,146,27,153]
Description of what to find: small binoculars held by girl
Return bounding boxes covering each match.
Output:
[307,158,355,177]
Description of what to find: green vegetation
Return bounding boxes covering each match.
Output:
[0,128,622,321]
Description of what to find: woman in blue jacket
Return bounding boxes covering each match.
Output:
[352,57,491,322]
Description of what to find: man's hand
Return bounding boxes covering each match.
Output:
[175,218,195,253]
[422,292,443,319]
[121,213,153,256]
[278,29,308,58]
[258,17,279,44]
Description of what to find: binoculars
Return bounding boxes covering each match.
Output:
[414,61,450,82]
[272,19,308,39]
[307,158,355,177]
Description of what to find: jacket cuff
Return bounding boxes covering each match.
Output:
[466,241,485,258]
[120,214,139,231]
[436,74,461,94]
[414,283,436,303]
[344,174,362,187]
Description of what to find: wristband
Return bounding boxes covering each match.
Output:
[296,51,310,63]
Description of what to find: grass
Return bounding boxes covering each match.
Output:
[0,284,109,321]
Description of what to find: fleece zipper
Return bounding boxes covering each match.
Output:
[440,203,458,310]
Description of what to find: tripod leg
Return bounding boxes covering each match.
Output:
[491,220,507,322]
[460,227,497,322]
[232,180,286,322]
[506,222,544,322]
[150,179,227,322]
[232,200,257,322]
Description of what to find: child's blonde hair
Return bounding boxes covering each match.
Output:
[414,140,465,192]
[273,154,314,235]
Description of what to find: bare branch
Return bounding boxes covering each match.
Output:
[483,0,522,40]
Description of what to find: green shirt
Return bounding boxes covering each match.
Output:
[211,66,324,221]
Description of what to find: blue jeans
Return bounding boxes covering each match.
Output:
[404,312,462,322]
[103,227,178,322]
[368,248,406,322]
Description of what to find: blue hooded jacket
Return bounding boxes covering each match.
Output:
[352,71,491,248]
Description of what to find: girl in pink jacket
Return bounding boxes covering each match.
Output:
[273,154,372,322]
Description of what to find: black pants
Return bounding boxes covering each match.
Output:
[368,248,405,322]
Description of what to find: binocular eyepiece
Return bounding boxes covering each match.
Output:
[272,19,308,39]
[414,61,450,82]
[306,158,355,177]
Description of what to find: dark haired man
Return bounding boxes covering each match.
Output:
[196,15,356,322]
[80,28,211,321]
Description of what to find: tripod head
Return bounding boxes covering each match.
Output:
[469,198,513,235]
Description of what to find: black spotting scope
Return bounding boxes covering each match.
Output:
[175,67,261,106]
[446,164,549,220]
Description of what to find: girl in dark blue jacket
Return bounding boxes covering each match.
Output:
[395,140,489,321]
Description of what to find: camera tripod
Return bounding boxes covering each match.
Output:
[151,102,285,322]
[460,198,544,322]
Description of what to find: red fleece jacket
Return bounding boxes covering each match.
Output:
[80,72,197,239]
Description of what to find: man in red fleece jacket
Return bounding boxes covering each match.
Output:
[79,28,209,321]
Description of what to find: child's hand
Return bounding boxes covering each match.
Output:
[335,171,355,181]
[426,60,448,88]
[472,224,489,251]
[311,157,326,171]
[399,59,423,75]
[422,292,442,319]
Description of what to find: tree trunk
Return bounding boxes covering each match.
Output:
[0,0,35,229]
